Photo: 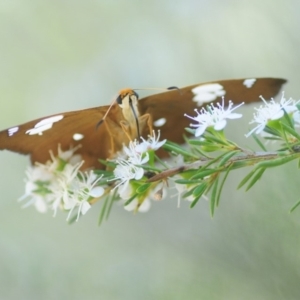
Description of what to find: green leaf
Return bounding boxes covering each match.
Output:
[290,200,300,213]
[98,196,109,226]
[93,170,114,176]
[182,186,197,199]
[191,151,229,174]
[189,195,201,208]
[163,141,198,158]
[191,168,219,180]
[188,139,209,146]
[98,159,117,168]
[67,214,78,224]
[192,183,208,200]
[267,119,282,132]
[203,134,228,146]
[146,150,155,167]
[230,160,253,169]
[153,154,168,168]
[256,154,298,168]
[216,163,233,207]
[210,177,219,217]
[245,167,266,191]
[136,183,151,194]
[281,122,300,140]
[193,146,211,158]
[237,168,258,189]
[282,109,295,128]
[98,190,118,226]
[124,194,138,206]
[136,164,161,172]
[190,183,207,208]
[201,144,224,152]
[252,134,267,151]
[263,125,280,137]
[175,179,202,184]
[185,127,196,135]
[106,192,116,221]
[180,169,198,180]
[218,150,240,167]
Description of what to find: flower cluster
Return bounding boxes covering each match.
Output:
[19,146,104,221]
[112,130,166,212]
[246,93,300,137]
[185,98,244,137]
[17,93,300,222]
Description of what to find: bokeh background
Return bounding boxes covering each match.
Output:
[1,1,300,299]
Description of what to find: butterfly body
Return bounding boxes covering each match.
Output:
[0,78,286,169]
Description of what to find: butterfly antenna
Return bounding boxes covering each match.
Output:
[167,86,182,95]
[96,98,116,129]
[133,86,179,92]
[132,86,181,98]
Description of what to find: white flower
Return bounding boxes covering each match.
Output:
[136,130,166,152]
[185,98,243,137]
[246,93,300,137]
[19,163,56,213]
[174,182,194,207]
[122,140,149,165]
[19,146,105,221]
[112,137,158,195]
[124,198,151,213]
[51,161,84,217]
[113,159,144,188]
[174,182,208,208]
[48,144,83,172]
[63,171,104,221]
[111,131,166,210]
[122,182,165,213]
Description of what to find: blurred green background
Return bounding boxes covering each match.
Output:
[1,1,300,299]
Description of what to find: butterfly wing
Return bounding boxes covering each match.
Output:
[0,77,286,169]
[0,106,115,169]
[139,78,286,143]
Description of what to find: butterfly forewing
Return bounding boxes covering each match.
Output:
[139,78,286,144]
[0,77,286,169]
[0,106,113,169]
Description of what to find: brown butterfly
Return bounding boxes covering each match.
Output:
[0,78,286,169]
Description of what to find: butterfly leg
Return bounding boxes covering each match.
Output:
[138,113,153,138]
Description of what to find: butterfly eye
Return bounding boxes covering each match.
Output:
[116,90,139,106]
[116,94,123,105]
[132,91,139,99]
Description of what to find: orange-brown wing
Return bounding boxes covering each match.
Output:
[139,78,286,143]
[0,105,114,169]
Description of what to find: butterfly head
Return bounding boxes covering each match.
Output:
[117,88,138,106]
[116,88,140,125]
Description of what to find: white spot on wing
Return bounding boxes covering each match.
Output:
[243,78,256,88]
[8,126,19,136]
[154,118,166,127]
[192,83,226,106]
[26,115,64,135]
[73,133,84,141]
